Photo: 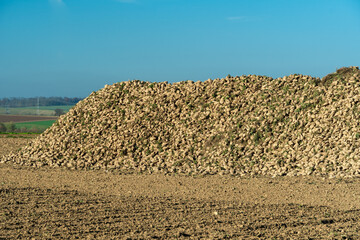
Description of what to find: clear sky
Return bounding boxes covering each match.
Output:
[1,0,360,98]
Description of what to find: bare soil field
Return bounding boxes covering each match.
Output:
[2,137,360,239]
[0,114,58,123]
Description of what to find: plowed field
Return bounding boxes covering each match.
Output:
[0,115,57,123]
[1,136,360,239]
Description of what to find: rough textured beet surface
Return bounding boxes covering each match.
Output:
[3,66,360,178]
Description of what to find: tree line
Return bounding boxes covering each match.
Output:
[0,97,83,107]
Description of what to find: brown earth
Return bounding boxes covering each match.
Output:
[2,137,360,239]
[0,114,58,123]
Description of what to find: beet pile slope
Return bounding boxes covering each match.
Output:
[2,67,360,177]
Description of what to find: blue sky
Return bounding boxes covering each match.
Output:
[0,0,360,98]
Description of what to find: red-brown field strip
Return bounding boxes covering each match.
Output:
[0,115,58,123]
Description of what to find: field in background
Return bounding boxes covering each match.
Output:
[0,115,58,123]
[14,120,56,132]
[0,105,74,116]
[0,119,56,133]
[0,105,72,133]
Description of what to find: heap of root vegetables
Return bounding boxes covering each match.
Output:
[3,67,360,178]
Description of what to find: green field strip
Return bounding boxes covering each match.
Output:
[15,120,56,130]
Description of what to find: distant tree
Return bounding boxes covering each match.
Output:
[0,123,6,132]
[54,109,65,116]
[7,122,16,132]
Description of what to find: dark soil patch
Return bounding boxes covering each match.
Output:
[0,115,58,123]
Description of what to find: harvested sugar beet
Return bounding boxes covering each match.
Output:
[2,66,360,178]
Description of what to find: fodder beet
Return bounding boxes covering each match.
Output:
[2,66,360,178]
